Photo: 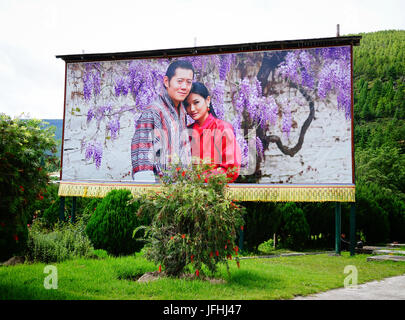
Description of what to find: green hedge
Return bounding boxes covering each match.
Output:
[85,189,148,256]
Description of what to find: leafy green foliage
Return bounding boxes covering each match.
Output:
[277,203,310,250]
[85,189,146,256]
[257,238,275,254]
[356,145,405,196]
[30,183,103,230]
[355,182,405,243]
[135,163,245,277]
[79,198,103,228]
[25,220,94,263]
[353,30,405,122]
[355,183,390,243]
[353,30,405,127]
[242,202,280,252]
[0,114,58,261]
[350,31,405,244]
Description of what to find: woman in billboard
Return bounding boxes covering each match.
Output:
[185,82,241,182]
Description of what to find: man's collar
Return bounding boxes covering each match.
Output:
[162,90,183,113]
[162,90,177,108]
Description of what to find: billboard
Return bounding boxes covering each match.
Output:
[57,37,360,201]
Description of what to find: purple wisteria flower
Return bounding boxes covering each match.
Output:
[82,63,101,102]
[235,78,249,114]
[87,108,95,123]
[277,51,301,85]
[256,95,278,129]
[93,144,103,168]
[235,77,263,122]
[84,143,93,161]
[83,71,92,101]
[121,61,162,109]
[299,51,315,89]
[107,117,120,140]
[114,77,128,97]
[232,115,250,167]
[256,136,264,158]
[277,47,352,119]
[278,50,315,89]
[92,71,101,96]
[211,81,225,120]
[85,141,103,169]
[318,46,350,62]
[236,135,249,168]
[232,115,242,135]
[219,54,234,81]
[316,47,351,118]
[95,105,112,122]
[268,96,278,127]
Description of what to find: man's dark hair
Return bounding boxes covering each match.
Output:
[165,60,194,81]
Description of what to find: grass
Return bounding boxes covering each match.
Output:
[1,252,405,300]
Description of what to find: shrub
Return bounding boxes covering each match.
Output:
[0,222,28,262]
[278,202,310,250]
[92,249,109,259]
[25,221,94,263]
[302,202,335,249]
[355,183,390,244]
[41,201,60,229]
[242,202,281,252]
[38,192,101,228]
[85,189,147,256]
[76,198,103,232]
[135,163,245,277]
[257,238,275,254]
[0,114,58,260]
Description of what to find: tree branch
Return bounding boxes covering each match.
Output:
[268,97,314,157]
[256,52,316,158]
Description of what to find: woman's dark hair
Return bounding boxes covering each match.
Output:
[185,82,218,118]
[165,60,195,81]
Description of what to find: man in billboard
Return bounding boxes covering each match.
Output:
[131,60,194,182]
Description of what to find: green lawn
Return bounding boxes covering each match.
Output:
[1,252,405,300]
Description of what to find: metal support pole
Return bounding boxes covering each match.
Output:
[71,197,77,223]
[59,196,65,222]
[335,202,341,255]
[350,203,356,256]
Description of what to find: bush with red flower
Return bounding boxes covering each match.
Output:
[134,160,245,277]
[0,114,58,261]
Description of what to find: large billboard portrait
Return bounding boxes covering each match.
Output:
[57,37,360,201]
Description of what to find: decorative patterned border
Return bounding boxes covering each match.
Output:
[58,181,355,202]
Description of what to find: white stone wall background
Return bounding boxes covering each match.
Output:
[260,93,352,184]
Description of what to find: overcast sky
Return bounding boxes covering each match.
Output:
[1,0,404,119]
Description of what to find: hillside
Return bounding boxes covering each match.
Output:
[351,30,405,188]
[41,119,63,141]
[352,30,405,151]
[41,119,63,158]
[351,30,405,243]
